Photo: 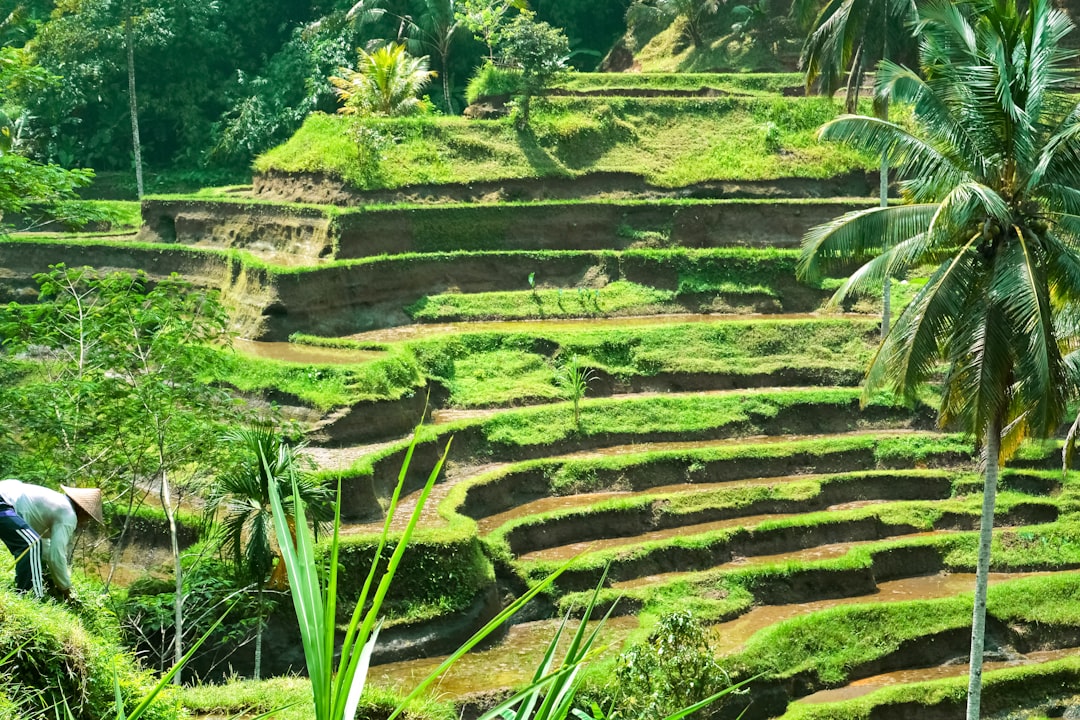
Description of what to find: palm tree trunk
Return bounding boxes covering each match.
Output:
[879,98,890,338]
[441,53,454,115]
[124,9,144,199]
[966,414,1001,720]
[878,11,890,338]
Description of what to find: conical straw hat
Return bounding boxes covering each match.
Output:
[61,485,104,525]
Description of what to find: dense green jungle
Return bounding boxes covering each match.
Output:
[7,0,1080,719]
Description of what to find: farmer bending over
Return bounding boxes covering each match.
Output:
[0,479,103,599]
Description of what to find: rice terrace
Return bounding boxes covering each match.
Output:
[5,0,1080,718]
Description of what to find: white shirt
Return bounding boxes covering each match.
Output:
[0,479,77,590]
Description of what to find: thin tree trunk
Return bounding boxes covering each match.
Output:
[966,415,1001,720]
[124,10,144,199]
[844,44,863,113]
[159,457,184,684]
[254,584,263,680]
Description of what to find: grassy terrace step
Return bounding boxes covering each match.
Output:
[717,574,1080,706]
[488,470,960,558]
[545,72,805,97]
[331,388,933,518]
[0,236,851,340]
[289,317,879,415]
[139,195,875,263]
[777,654,1080,719]
[253,96,874,198]
[213,316,882,446]
[488,467,1072,562]
[446,433,973,524]
[552,497,1080,619]
[517,497,1059,594]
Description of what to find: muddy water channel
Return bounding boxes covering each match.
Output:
[368,573,1053,702]
[368,615,640,699]
[710,572,1049,655]
[797,647,1076,704]
[232,338,384,364]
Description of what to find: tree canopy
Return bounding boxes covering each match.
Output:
[798,0,1080,714]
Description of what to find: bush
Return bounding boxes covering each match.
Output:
[604,610,729,719]
[465,62,525,104]
[331,534,494,622]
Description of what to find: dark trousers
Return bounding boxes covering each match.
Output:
[0,503,43,597]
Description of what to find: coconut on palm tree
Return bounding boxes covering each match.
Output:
[798,1,1080,717]
[207,424,332,680]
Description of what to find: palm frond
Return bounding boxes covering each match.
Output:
[818,115,966,195]
[864,236,980,401]
[798,204,937,282]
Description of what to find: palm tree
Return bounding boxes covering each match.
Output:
[796,0,918,112]
[794,0,918,336]
[797,1,1080,717]
[405,0,464,114]
[626,0,719,50]
[207,425,332,680]
[330,43,436,117]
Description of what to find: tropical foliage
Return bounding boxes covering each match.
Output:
[626,0,720,49]
[455,0,529,59]
[794,0,918,112]
[798,0,1080,716]
[498,13,568,124]
[330,43,436,117]
[0,265,238,681]
[207,425,332,680]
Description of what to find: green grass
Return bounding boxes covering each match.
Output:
[348,386,905,472]
[0,589,181,719]
[777,655,1080,719]
[179,677,456,720]
[207,344,424,410]
[255,95,872,190]
[440,433,972,517]
[475,387,899,448]
[555,72,805,95]
[521,492,1055,586]
[296,317,878,408]
[633,22,802,74]
[724,573,1080,685]
[468,68,805,103]
[483,469,957,545]
[408,281,685,322]
[442,348,566,407]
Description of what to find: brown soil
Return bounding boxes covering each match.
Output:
[500,473,953,557]
[457,432,963,522]
[140,199,335,264]
[252,169,880,206]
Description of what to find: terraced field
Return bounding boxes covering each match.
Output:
[11,75,1080,718]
